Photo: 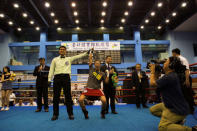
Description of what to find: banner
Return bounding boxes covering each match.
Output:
[61,41,120,51]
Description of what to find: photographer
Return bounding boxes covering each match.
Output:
[149,57,197,131]
[147,60,163,103]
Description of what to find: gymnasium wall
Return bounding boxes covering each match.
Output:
[164,31,197,64]
[0,31,197,73]
[0,34,14,70]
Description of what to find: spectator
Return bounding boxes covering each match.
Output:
[9,90,16,106]
[100,56,118,114]
[74,84,78,90]
[1,66,15,111]
[15,99,25,106]
[33,58,49,112]
[27,98,37,106]
[132,64,149,108]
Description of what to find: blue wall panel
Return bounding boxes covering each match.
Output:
[103,34,110,41]
[7,31,170,74]
[72,34,78,41]
[142,40,170,45]
[0,34,13,70]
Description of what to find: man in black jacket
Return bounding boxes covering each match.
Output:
[132,64,149,108]
[33,58,50,112]
[101,56,118,114]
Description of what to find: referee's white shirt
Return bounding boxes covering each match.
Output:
[48,52,88,82]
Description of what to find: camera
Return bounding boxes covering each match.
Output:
[146,59,166,74]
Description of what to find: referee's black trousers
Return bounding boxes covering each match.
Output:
[53,74,73,116]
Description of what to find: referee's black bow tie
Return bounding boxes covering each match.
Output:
[60,56,65,58]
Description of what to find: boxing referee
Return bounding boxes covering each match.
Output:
[48,46,89,121]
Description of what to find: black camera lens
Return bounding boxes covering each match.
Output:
[146,62,151,69]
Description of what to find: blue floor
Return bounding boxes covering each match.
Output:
[0,104,196,131]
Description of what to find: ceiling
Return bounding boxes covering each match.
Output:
[175,13,197,32]
[0,0,196,35]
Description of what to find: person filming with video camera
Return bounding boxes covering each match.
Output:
[149,56,197,131]
[147,59,165,103]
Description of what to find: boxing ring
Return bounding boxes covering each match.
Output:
[0,63,196,131]
[10,63,197,104]
[0,104,196,131]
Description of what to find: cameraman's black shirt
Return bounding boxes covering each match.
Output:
[156,72,190,115]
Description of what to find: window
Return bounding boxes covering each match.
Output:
[120,44,135,63]
[10,46,40,65]
[46,46,60,64]
[142,44,169,62]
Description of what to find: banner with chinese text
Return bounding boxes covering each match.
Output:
[61,41,120,51]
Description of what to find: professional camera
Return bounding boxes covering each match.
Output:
[146,59,166,74]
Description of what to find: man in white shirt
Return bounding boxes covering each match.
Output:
[9,91,16,106]
[172,48,190,86]
[172,48,195,114]
[15,99,25,106]
[48,46,90,121]
[26,98,37,106]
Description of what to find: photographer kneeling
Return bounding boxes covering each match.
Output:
[149,57,197,131]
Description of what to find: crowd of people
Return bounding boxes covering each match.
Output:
[0,46,196,130]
